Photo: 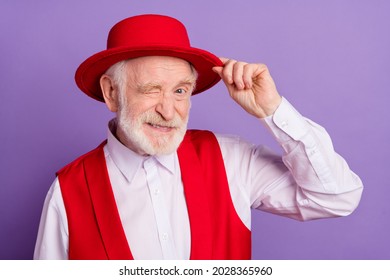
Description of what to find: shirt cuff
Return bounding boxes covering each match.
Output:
[260,97,310,145]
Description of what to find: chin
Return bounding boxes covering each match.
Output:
[145,132,185,156]
[117,113,188,156]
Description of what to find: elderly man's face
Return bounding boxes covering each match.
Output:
[110,56,196,155]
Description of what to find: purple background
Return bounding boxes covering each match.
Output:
[1,0,389,260]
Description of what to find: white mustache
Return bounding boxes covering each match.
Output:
[140,111,183,129]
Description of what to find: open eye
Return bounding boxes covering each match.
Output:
[175,88,187,94]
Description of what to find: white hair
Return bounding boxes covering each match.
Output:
[104,60,129,95]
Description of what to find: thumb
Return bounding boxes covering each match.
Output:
[212,56,229,77]
[212,66,223,77]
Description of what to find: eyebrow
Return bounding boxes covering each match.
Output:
[178,75,198,90]
[137,77,197,93]
[136,82,162,93]
[177,78,197,89]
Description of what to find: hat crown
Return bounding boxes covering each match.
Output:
[75,14,222,101]
[107,14,191,49]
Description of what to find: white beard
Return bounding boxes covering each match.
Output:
[117,100,189,156]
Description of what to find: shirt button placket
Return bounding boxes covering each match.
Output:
[143,157,177,259]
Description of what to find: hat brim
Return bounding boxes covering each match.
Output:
[75,46,223,102]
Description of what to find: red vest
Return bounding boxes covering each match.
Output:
[58,130,251,259]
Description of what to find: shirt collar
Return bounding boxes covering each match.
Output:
[106,119,177,183]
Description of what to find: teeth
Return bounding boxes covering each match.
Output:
[149,123,172,129]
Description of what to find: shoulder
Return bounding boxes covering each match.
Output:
[56,141,107,176]
[185,129,250,147]
[214,133,257,154]
[185,130,263,164]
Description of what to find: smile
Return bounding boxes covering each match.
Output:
[146,122,176,132]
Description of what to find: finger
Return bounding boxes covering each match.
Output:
[219,57,230,64]
[242,64,253,89]
[242,64,259,89]
[212,66,223,77]
[221,59,236,85]
[232,61,246,90]
[213,65,234,92]
[243,63,268,89]
[213,58,230,76]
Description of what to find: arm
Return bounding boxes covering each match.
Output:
[255,98,363,220]
[34,177,69,259]
[213,59,363,220]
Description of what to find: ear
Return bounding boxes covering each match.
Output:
[100,74,119,112]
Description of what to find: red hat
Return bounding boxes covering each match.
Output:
[75,14,223,102]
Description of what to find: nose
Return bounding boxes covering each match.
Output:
[155,93,175,121]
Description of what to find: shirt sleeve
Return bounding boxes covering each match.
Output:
[219,97,363,222]
[33,177,69,259]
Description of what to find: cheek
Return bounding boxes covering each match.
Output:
[123,100,151,119]
[176,100,191,119]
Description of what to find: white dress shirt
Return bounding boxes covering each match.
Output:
[33,98,363,260]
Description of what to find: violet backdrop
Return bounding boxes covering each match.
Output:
[1,0,389,259]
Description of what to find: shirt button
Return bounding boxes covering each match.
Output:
[300,199,309,206]
[281,120,288,128]
[161,233,168,241]
[154,189,160,195]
